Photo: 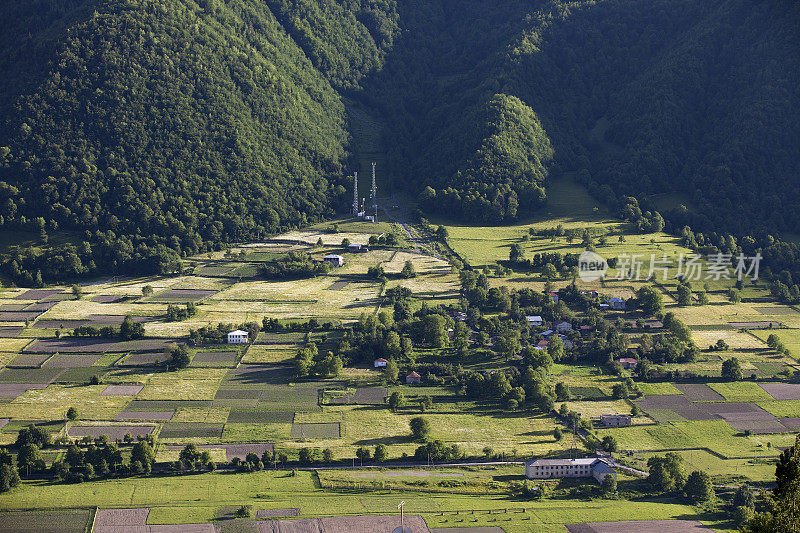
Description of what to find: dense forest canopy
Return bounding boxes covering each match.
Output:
[0,0,798,284]
[367,0,799,230]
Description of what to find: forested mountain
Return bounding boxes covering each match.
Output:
[0,0,397,285]
[367,0,799,231]
[0,0,798,285]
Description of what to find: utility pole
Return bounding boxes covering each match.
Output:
[352,172,359,216]
[398,501,405,533]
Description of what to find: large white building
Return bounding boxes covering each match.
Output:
[227,329,249,344]
[525,458,615,483]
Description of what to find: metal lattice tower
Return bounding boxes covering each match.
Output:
[370,162,377,205]
[370,162,378,219]
[352,172,359,215]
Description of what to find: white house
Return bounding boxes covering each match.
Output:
[374,358,388,368]
[525,458,616,483]
[526,315,544,327]
[323,254,344,267]
[227,329,249,344]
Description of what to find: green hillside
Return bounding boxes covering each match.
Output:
[0,0,798,285]
[0,0,396,285]
[369,0,799,233]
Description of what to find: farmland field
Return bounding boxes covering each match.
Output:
[0,219,796,531]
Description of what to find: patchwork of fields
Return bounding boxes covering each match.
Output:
[0,204,797,531]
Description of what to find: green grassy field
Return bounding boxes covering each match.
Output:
[0,469,723,532]
[707,382,775,402]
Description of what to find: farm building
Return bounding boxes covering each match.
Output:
[535,340,550,350]
[599,414,632,427]
[322,254,344,267]
[374,358,388,368]
[227,330,249,344]
[607,297,627,310]
[348,243,368,253]
[406,371,421,384]
[548,291,560,303]
[525,458,616,483]
[617,357,638,369]
[526,315,544,326]
[555,320,572,332]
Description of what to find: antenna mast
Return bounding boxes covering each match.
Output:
[370,162,378,220]
[352,172,359,216]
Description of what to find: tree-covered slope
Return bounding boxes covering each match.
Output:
[0,0,396,284]
[0,0,798,285]
[368,0,800,233]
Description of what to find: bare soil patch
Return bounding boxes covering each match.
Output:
[259,515,430,533]
[0,326,22,337]
[729,321,782,328]
[94,508,150,527]
[150,525,216,533]
[565,520,710,533]
[116,410,175,421]
[759,382,800,400]
[68,425,155,439]
[26,338,171,353]
[8,353,53,368]
[24,301,60,312]
[14,289,63,300]
[674,384,726,401]
[0,310,42,321]
[193,351,239,364]
[779,417,800,429]
[635,394,716,420]
[0,383,49,399]
[696,402,788,434]
[0,304,29,311]
[329,386,388,405]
